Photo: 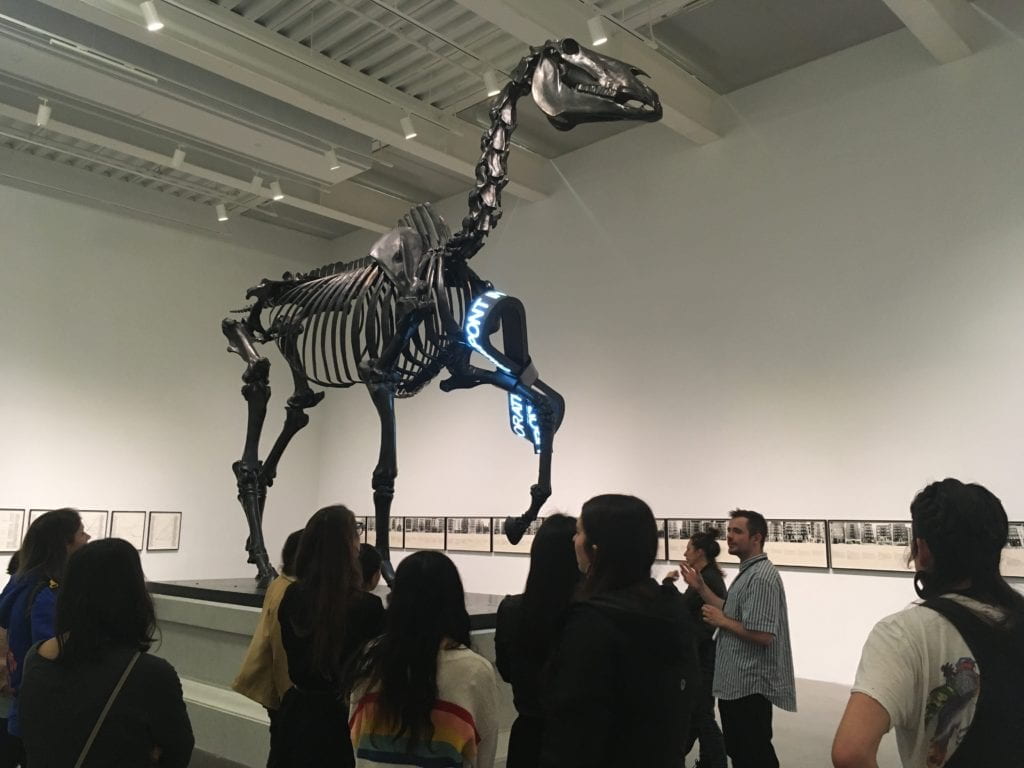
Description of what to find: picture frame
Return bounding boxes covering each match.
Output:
[28,509,49,527]
[402,517,445,551]
[763,519,829,569]
[491,517,543,554]
[79,509,109,541]
[656,519,667,561]
[147,511,182,552]
[828,520,913,573]
[665,519,731,563]
[366,517,405,549]
[111,510,147,551]
[1002,521,1024,579]
[445,517,492,553]
[0,509,25,554]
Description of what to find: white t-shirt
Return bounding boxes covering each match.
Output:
[852,594,1002,768]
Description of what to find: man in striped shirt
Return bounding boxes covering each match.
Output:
[683,509,796,768]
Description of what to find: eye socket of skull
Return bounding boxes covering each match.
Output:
[561,38,580,56]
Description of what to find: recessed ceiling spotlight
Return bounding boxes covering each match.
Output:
[140,1,164,32]
[400,115,417,141]
[216,203,228,222]
[35,99,51,128]
[587,15,608,46]
[324,148,342,171]
[270,180,284,201]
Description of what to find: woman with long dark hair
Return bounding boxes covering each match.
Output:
[494,514,579,768]
[670,529,728,768]
[833,479,1024,768]
[19,538,194,766]
[276,506,383,768]
[0,508,89,758]
[540,494,699,768]
[349,551,498,768]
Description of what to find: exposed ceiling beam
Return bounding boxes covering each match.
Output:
[881,0,978,63]
[0,100,399,232]
[450,0,722,144]
[33,0,559,201]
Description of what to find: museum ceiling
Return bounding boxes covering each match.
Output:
[0,0,1016,239]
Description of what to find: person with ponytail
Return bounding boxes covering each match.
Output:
[348,551,499,768]
[666,529,728,768]
[276,506,384,767]
[539,494,699,768]
[833,479,1024,768]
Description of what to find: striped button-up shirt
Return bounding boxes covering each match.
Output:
[712,553,797,711]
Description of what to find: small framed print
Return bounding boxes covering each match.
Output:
[1002,522,1024,579]
[28,509,50,528]
[665,519,730,563]
[147,511,182,552]
[492,517,543,554]
[367,517,404,549]
[403,517,445,551]
[764,520,828,569]
[656,519,667,561]
[361,517,369,544]
[446,517,492,553]
[79,510,109,541]
[828,520,913,573]
[111,511,147,551]
[0,509,25,553]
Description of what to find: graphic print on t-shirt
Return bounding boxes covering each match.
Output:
[924,657,979,767]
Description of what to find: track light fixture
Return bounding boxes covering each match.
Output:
[216,203,228,222]
[35,99,51,128]
[483,70,501,97]
[170,147,185,170]
[324,148,342,171]
[587,15,608,46]
[250,173,264,194]
[140,1,164,32]
[400,115,417,140]
[270,181,284,201]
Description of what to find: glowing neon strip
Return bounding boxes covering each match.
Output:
[508,394,527,439]
[526,403,543,451]
[465,290,511,373]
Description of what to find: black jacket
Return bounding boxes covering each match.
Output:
[540,579,699,768]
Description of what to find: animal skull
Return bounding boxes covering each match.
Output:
[531,38,662,131]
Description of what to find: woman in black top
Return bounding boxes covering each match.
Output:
[670,529,728,768]
[276,505,384,768]
[19,538,194,767]
[541,495,700,768]
[494,514,579,768]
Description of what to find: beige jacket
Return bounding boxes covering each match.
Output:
[231,574,294,710]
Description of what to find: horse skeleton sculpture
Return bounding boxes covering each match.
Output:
[223,38,662,585]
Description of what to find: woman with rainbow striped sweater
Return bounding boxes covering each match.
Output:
[348,551,499,768]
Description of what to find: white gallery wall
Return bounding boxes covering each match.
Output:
[320,27,1024,685]
[0,185,330,581]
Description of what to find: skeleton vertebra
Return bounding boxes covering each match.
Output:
[223,39,661,585]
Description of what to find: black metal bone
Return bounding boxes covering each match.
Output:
[221,40,661,585]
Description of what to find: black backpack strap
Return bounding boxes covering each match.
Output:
[921,597,1024,767]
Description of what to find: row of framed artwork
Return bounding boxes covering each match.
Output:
[363,516,1024,577]
[0,508,182,554]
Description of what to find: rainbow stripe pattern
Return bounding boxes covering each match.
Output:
[349,691,481,767]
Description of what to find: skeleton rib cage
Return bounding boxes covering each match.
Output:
[262,254,477,397]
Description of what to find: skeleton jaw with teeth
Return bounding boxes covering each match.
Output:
[531,38,662,131]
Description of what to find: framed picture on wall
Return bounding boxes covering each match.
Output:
[28,509,50,527]
[828,520,913,573]
[111,510,147,551]
[764,519,829,569]
[492,517,543,554]
[79,510,109,541]
[403,517,444,551]
[656,519,667,561]
[0,509,25,553]
[361,517,369,544]
[446,517,492,553]
[147,511,182,552]
[1002,521,1024,579]
[665,519,731,563]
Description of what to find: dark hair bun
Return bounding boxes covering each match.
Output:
[692,528,721,560]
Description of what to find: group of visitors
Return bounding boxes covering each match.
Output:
[0,474,1015,768]
[0,508,194,767]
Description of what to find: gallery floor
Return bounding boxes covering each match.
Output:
[189,678,901,768]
